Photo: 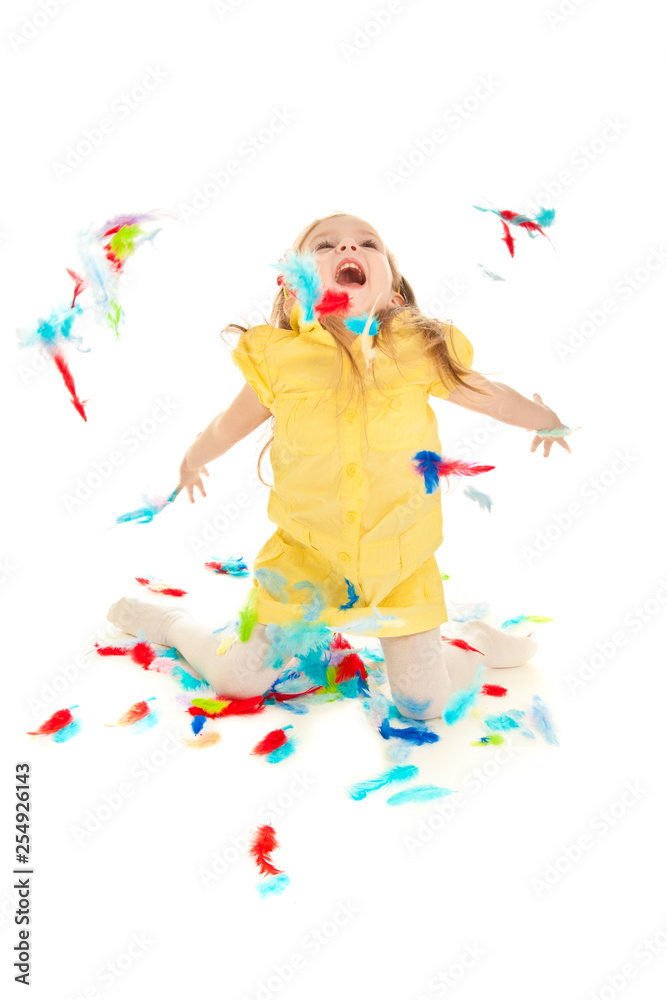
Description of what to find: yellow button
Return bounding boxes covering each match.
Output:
[345,511,357,523]
[339,552,350,563]
[345,410,356,422]
[346,463,358,476]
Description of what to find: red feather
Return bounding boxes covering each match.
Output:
[95,643,130,656]
[330,633,352,651]
[204,561,224,573]
[28,708,74,735]
[130,641,156,669]
[66,268,87,308]
[441,636,485,655]
[335,652,368,683]
[315,288,351,316]
[249,824,283,876]
[436,458,495,478]
[501,221,515,258]
[251,728,288,755]
[159,587,187,597]
[188,695,265,718]
[272,686,322,702]
[107,700,151,726]
[52,350,87,421]
[481,683,507,697]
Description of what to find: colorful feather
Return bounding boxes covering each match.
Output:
[413,451,495,495]
[379,718,439,745]
[105,698,157,729]
[114,487,180,525]
[448,602,490,623]
[249,824,283,876]
[257,873,291,897]
[471,733,505,746]
[477,263,505,281]
[484,712,520,731]
[473,203,556,258]
[314,288,351,317]
[393,692,433,716]
[347,764,418,800]
[251,726,293,756]
[205,557,249,576]
[238,587,259,641]
[530,695,559,746]
[441,636,485,655]
[272,250,323,324]
[463,485,493,511]
[182,730,221,749]
[27,707,77,736]
[443,665,484,725]
[534,425,581,437]
[387,785,454,806]
[500,614,553,629]
[255,568,290,602]
[191,714,206,736]
[135,575,187,597]
[481,683,507,697]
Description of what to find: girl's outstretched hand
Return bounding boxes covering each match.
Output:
[178,454,209,503]
[529,393,573,458]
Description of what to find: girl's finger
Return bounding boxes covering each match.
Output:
[558,438,572,454]
[202,467,210,477]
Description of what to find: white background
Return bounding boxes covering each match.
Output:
[2,1,666,998]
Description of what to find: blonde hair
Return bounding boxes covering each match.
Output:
[221,212,491,486]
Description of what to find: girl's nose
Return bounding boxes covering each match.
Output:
[337,241,357,252]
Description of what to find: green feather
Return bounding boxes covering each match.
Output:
[238,588,259,642]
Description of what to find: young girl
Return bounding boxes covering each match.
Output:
[107,213,571,721]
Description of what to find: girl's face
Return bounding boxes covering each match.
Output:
[285,215,405,319]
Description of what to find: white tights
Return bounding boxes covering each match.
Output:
[106,597,538,722]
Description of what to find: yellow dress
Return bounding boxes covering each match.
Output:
[230,301,474,638]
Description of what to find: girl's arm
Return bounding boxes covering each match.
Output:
[446,373,572,457]
[179,383,272,502]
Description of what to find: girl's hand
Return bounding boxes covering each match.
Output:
[178,454,210,503]
[529,393,573,458]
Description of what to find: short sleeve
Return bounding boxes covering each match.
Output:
[428,324,474,399]
[230,325,275,409]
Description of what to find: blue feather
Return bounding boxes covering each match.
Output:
[506,709,535,739]
[191,714,206,736]
[266,740,297,763]
[339,577,360,610]
[347,764,418,800]
[413,450,441,495]
[387,785,454,806]
[271,250,322,324]
[344,314,379,336]
[485,712,520,732]
[257,873,291,897]
[255,568,290,603]
[530,695,559,746]
[443,664,484,725]
[393,692,433,716]
[379,718,439,744]
[463,485,493,512]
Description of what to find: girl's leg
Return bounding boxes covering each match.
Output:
[106,596,288,699]
[380,622,539,722]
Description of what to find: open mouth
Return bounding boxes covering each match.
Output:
[334,260,366,286]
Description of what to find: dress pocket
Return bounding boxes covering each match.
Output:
[364,386,427,451]
[275,390,337,455]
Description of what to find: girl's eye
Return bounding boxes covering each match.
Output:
[313,239,380,250]
[313,241,334,251]
[362,240,380,249]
